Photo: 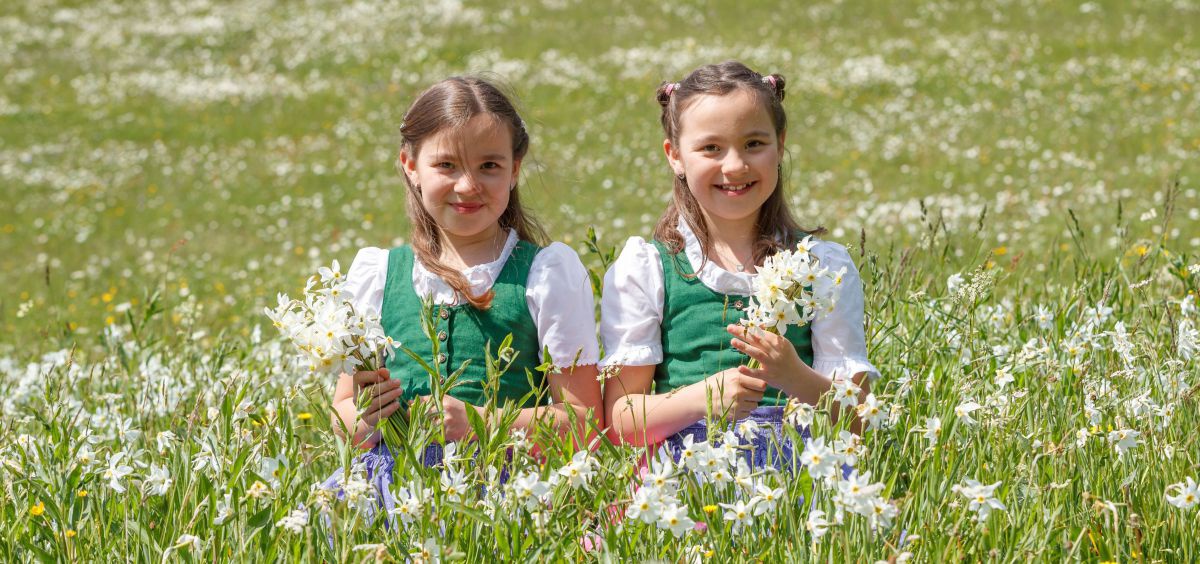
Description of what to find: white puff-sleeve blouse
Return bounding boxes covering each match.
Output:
[599,221,879,381]
[342,228,600,366]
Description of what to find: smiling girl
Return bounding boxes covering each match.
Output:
[329,77,602,487]
[600,61,878,463]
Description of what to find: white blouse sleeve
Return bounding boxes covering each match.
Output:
[343,247,389,318]
[525,243,601,366]
[599,237,665,367]
[810,241,880,381]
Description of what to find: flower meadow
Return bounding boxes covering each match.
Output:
[3,0,1200,561]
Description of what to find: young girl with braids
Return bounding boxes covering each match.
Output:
[325,77,602,505]
[600,61,878,464]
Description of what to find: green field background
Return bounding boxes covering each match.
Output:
[2,0,1199,561]
[3,0,1197,344]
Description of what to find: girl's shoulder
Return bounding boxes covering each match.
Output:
[610,236,664,270]
[807,239,857,272]
[342,247,392,315]
[529,240,583,267]
[346,246,391,280]
[525,240,589,286]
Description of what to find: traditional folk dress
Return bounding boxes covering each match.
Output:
[599,220,879,468]
[322,229,599,514]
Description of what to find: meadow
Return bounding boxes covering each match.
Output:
[2,0,1199,560]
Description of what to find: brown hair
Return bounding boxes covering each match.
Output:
[396,76,547,310]
[652,61,824,270]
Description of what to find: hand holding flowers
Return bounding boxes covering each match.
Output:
[265,260,405,450]
[727,237,844,404]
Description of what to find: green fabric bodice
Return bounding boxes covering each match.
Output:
[381,243,545,409]
[651,240,814,407]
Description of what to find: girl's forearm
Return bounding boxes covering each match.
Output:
[606,384,708,447]
[331,397,381,449]
[501,402,603,445]
[782,369,869,433]
[782,365,833,406]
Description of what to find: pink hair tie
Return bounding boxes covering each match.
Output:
[763,75,777,89]
[665,82,680,97]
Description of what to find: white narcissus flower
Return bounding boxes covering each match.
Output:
[921,417,942,444]
[275,505,309,533]
[869,498,899,529]
[801,438,839,482]
[1107,429,1140,459]
[751,481,786,515]
[1178,319,1198,361]
[213,493,234,526]
[657,502,695,538]
[644,449,679,494]
[1034,305,1054,330]
[246,480,272,500]
[1165,477,1198,510]
[155,430,177,455]
[509,472,552,512]
[952,479,1006,521]
[390,480,428,525]
[946,273,964,294]
[174,534,203,551]
[833,430,864,468]
[557,450,597,489]
[626,486,664,525]
[720,499,755,530]
[833,378,863,409]
[785,399,815,428]
[317,259,342,282]
[410,538,441,564]
[143,463,172,496]
[806,509,831,543]
[742,237,841,336]
[955,400,983,425]
[855,393,888,431]
[441,467,468,503]
[104,452,133,493]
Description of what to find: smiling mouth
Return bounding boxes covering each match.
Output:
[715,181,756,192]
[450,202,484,213]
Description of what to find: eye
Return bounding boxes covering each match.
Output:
[747,139,767,148]
[701,144,720,153]
[480,161,502,170]
[434,161,454,169]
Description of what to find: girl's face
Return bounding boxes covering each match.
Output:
[400,115,520,240]
[664,89,784,227]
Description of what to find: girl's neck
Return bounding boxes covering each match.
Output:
[700,211,756,248]
[439,224,507,269]
[698,211,757,271]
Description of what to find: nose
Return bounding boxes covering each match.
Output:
[453,171,481,195]
[722,150,750,175]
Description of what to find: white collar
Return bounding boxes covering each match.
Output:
[676,219,756,296]
[412,228,519,300]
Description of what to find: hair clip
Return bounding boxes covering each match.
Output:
[762,75,777,89]
[664,82,680,97]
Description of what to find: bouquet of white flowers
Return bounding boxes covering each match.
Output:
[741,237,844,368]
[264,260,404,448]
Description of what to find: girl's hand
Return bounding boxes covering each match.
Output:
[353,368,404,429]
[417,394,484,442]
[696,367,767,421]
[726,324,814,397]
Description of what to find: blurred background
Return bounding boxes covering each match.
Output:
[2,0,1197,351]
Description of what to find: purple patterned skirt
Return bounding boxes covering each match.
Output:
[659,406,811,471]
[320,441,447,516]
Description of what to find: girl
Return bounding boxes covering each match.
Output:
[600,61,877,464]
[326,77,602,503]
